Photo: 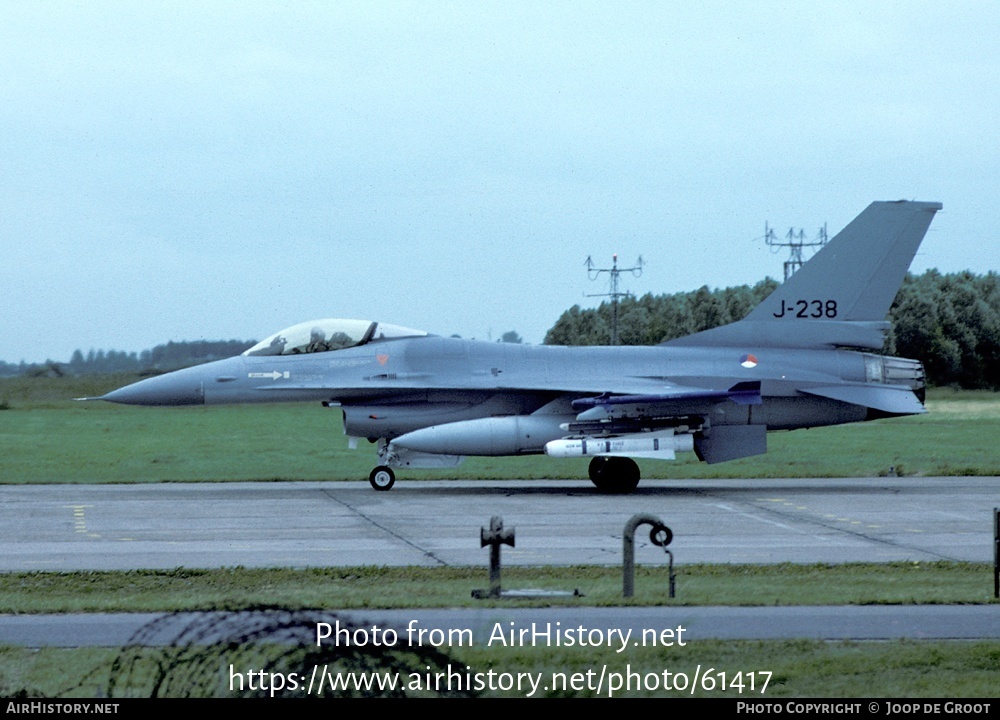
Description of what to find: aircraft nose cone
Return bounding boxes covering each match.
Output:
[101,370,205,406]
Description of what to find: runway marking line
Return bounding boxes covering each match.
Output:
[63,504,101,539]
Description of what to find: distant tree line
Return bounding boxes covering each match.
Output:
[544,278,781,347]
[0,340,255,378]
[888,270,1000,389]
[544,270,1000,390]
[3,331,523,378]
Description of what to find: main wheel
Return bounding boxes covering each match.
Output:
[588,456,640,494]
[588,456,613,491]
[369,466,395,491]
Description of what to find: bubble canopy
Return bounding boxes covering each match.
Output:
[243,319,428,357]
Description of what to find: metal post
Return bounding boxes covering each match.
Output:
[489,543,502,595]
[623,513,673,598]
[994,508,998,600]
[473,516,515,599]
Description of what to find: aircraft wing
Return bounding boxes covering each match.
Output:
[245,373,738,400]
[571,381,761,419]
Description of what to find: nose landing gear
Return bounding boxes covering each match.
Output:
[369,466,395,491]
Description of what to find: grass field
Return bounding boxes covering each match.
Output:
[1,375,999,483]
[1,563,995,613]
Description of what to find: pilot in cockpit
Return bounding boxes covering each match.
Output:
[267,335,286,354]
[306,327,330,353]
[327,331,355,350]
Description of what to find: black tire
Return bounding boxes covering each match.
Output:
[589,456,612,491]
[588,456,640,494]
[369,466,395,491]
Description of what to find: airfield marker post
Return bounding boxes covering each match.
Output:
[663,544,676,599]
[993,508,998,599]
[472,516,515,599]
[623,514,674,598]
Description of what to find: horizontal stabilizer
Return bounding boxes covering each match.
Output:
[799,385,926,415]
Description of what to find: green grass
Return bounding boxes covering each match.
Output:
[1,377,999,483]
[0,562,995,613]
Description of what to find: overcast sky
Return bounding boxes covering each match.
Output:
[3,1,998,363]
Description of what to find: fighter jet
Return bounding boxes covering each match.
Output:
[99,200,941,493]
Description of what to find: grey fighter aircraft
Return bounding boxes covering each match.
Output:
[99,200,941,493]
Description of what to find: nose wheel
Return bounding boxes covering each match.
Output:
[369,466,396,491]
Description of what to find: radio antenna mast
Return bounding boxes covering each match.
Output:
[765,222,828,281]
[585,254,644,345]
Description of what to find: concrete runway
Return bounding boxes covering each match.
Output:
[1,476,997,570]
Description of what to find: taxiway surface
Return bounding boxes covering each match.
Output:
[1,477,996,571]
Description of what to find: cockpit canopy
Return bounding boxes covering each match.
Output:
[243,319,427,357]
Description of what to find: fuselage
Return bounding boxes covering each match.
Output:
[102,334,924,454]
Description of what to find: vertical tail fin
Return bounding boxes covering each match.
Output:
[745,200,942,323]
[665,200,941,349]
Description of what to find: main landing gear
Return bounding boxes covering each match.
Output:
[369,466,395,491]
[366,457,641,493]
[588,456,641,494]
